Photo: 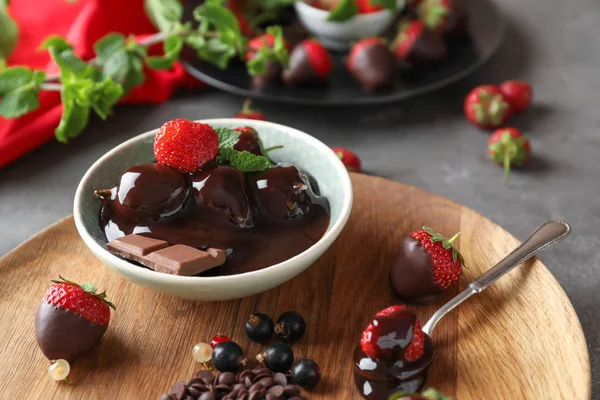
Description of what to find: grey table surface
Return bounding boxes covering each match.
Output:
[1,0,598,396]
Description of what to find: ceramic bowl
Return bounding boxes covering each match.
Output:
[294,0,406,50]
[74,119,353,301]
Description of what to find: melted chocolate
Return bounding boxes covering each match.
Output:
[99,164,330,276]
[389,236,444,305]
[349,43,395,92]
[35,302,107,361]
[233,131,262,156]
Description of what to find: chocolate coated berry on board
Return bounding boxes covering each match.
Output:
[464,85,513,129]
[257,342,295,372]
[212,341,247,373]
[393,19,447,68]
[390,226,464,305]
[275,311,306,342]
[418,0,469,37]
[291,359,321,389]
[283,39,333,86]
[488,127,531,183]
[35,276,115,362]
[246,312,275,343]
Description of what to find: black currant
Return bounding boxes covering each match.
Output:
[245,312,274,343]
[291,359,321,389]
[274,311,306,343]
[256,342,294,372]
[212,341,246,373]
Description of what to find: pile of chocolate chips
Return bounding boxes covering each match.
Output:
[161,368,305,400]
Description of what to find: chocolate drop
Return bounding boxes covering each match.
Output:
[35,302,107,362]
[348,43,395,92]
[389,236,444,305]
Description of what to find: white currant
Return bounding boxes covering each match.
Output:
[48,359,70,381]
[192,343,213,363]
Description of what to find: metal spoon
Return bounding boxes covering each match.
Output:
[423,220,571,336]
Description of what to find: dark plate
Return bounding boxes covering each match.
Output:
[181,0,506,106]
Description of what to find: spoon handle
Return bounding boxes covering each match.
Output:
[422,221,571,336]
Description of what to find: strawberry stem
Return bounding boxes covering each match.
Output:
[241,98,252,114]
[64,377,73,385]
[263,145,283,153]
[447,232,461,245]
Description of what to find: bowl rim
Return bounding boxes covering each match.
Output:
[73,118,353,284]
[295,0,400,20]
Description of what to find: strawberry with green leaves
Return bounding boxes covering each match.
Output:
[234,99,267,121]
[418,0,469,37]
[35,277,116,363]
[488,127,531,183]
[393,19,447,67]
[464,85,513,129]
[332,147,361,172]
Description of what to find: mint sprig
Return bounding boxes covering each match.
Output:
[215,126,279,172]
[0,0,18,60]
[0,66,45,118]
[246,26,289,76]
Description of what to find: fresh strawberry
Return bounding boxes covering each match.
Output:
[488,127,531,183]
[35,277,116,361]
[464,85,513,129]
[308,0,340,10]
[499,80,533,113]
[332,147,361,172]
[418,0,469,36]
[283,39,333,85]
[347,37,394,91]
[393,19,447,67]
[154,119,219,173]
[234,99,267,121]
[361,305,425,361]
[357,0,383,13]
[411,227,464,289]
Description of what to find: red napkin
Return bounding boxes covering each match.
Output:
[0,0,203,169]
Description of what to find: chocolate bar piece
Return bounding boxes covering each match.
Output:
[106,234,226,276]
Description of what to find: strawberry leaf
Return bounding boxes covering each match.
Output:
[217,147,273,172]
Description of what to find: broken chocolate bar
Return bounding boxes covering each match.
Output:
[106,234,226,276]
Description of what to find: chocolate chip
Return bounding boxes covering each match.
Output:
[248,390,263,400]
[282,385,300,396]
[232,383,246,391]
[190,383,207,391]
[253,373,272,383]
[198,392,215,400]
[187,378,205,387]
[253,367,271,376]
[249,382,264,392]
[288,397,303,400]
[267,385,284,397]
[196,371,215,380]
[238,394,249,400]
[187,387,202,398]
[202,378,213,386]
[238,370,254,381]
[160,395,175,400]
[186,396,195,400]
[218,372,237,386]
[266,394,278,400]
[258,377,275,388]
[244,376,253,387]
[215,384,231,392]
[273,373,287,386]
[171,381,187,400]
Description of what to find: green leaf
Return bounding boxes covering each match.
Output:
[89,77,124,119]
[253,0,296,10]
[55,89,91,143]
[144,0,183,32]
[266,25,289,68]
[371,0,397,12]
[94,34,147,92]
[327,0,359,22]
[215,127,241,150]
[0,1,18,60]
[145,34,183,70]
[124,55,145,91]
[245,46,269,76]
[196,37,237,69]
[218,148,272,172]
[185,32,207,50]
[42,36,88,81]
[0,67,44,118]
[39,35,72,52]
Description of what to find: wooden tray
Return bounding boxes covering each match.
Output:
[0,174,590,399]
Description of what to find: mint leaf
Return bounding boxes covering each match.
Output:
[246,46,269,76]
[185,32,207,50]
[0,0,18,59]
[145,34,183,70]
[253,0,296,10]
[218,148,272,172]
[144,0,183,32]
[327,0,359,22]
[0,67,45,118]
[41,36,88,81]
[196,37,237,69]
[89,77,124,119]
[94,34,147,92]
[215,127,241,150]
[246,26,289,76]
[371,0,397,12]
[55,89,91,143]
[266,25,289,68]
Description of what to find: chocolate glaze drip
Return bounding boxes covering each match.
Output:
[35,302,107,362]
[99,164,330,276]
[389,236,444,305]
[233,131,262,156]
[349,43,395,92]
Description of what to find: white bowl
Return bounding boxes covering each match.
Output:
[73,119,353,301]
[295,0,405,50]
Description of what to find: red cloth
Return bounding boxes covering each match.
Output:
[0,0,202,168]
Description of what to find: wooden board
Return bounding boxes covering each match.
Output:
[0,174,590,399]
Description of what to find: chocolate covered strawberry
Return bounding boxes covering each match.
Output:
[154,119,219,173]
[234,99,267,121]
[360,305,424,362]
[283,39,333,86]
[499,80,533,113]
[347,37,394,92]
[390,227,464,305]
[332,147,361,172]
[488,127,531,183]
[393,19,447,67]
[246,33,291,86]
[464,85,512,129]
[418,0,469,37]
[35,277,115,362]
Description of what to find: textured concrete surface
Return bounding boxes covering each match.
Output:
[0,0,598,396]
